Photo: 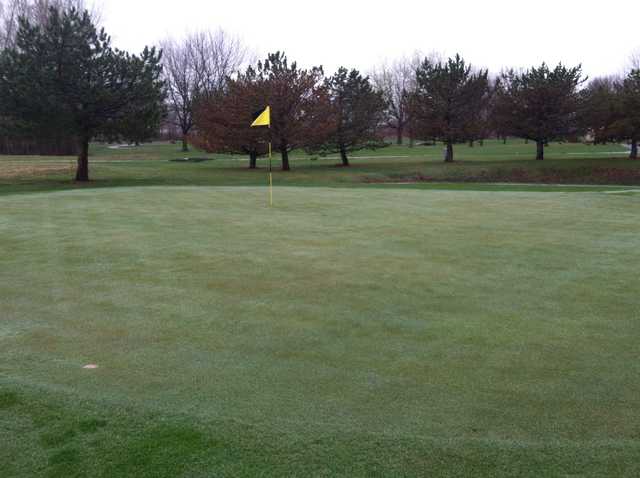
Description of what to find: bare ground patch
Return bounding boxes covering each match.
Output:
[0,162,73,179]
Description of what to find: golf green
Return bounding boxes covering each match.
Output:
[1,186,639,477]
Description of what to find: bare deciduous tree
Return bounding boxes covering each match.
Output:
[629,48,640,72]
[371,53,436,145]
[0,0,102,50]
[161,30,248,152]
[0,0,28,50]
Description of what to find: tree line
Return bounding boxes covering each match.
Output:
[190,51,640,166]
[0,3,639,182]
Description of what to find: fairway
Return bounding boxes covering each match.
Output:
[1,185,639,476]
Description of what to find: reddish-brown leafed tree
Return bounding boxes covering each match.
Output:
[252,52,333,171]
[194,52,333,170]
[192,75,268,168]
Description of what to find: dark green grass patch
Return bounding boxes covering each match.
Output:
[169,157,216,163]
[3,380,639,478]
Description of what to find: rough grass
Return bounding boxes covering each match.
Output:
[1,140,639,197]
[1,186,639,477]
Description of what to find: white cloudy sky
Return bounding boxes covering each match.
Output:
[100,0,640,77]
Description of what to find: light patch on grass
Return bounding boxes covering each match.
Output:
[0,162,73,179]
[604,189,640,194]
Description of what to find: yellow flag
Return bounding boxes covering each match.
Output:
[251,106,270,127]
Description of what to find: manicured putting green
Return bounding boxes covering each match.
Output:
[1,186,639,477]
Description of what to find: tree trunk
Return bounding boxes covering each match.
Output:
[75,138,90,182]
[249,151,257,169]
[468,139,474,147]
[396,125,404,145]
[281,142,290,171]
[536,140,544,161]
[503,136,507,145]
[339,145,349,166]
[181,135,189,152]
[630,139,638,159]
[479,139,484,147]
[444,140,454,162]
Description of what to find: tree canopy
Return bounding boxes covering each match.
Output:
[411,54,489,162]
[494,63,584,160]
[252,52,332,171]
[616,69,640,159]
[579,76,619,145]
[160,30,247,152]
[319,67,386,166]
[192,73,269,169]
[0,6,165,180]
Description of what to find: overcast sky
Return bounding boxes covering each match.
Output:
[101,0,640,77]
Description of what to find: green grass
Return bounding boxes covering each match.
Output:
[1,140,640,476]
[1,184,640,477]
[0,139,638,198]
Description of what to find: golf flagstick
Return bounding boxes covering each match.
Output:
[269,126,273,207]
